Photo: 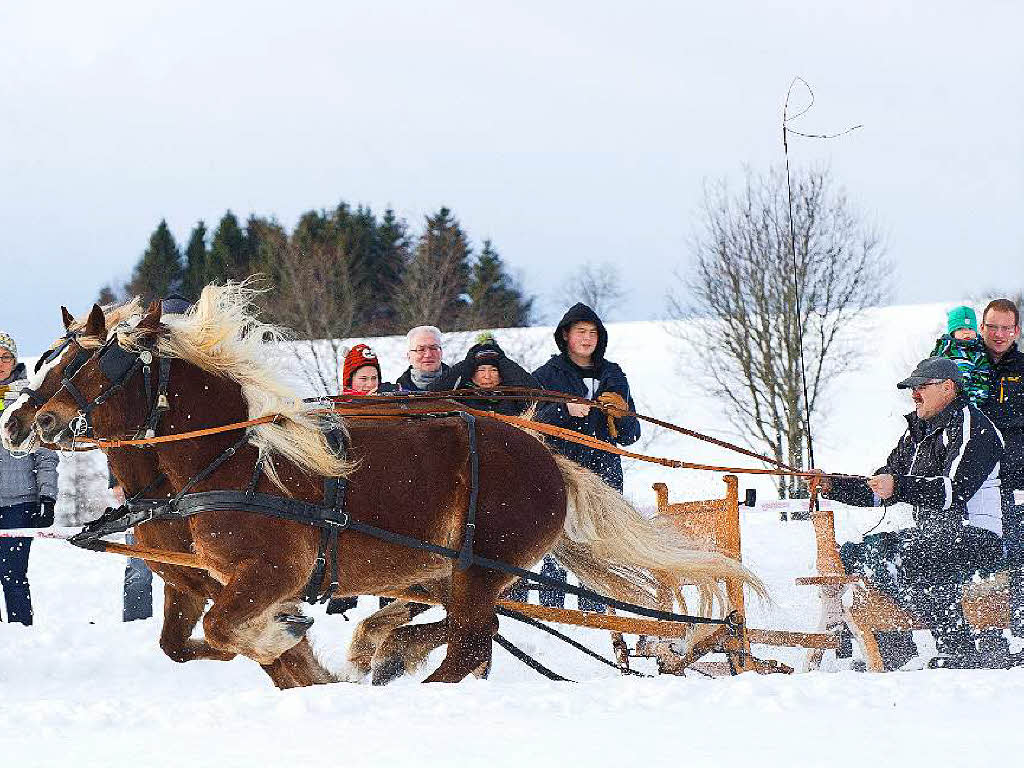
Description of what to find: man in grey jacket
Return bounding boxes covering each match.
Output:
[0,331,59,625]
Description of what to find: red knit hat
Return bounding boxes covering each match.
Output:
[342,344,381,388]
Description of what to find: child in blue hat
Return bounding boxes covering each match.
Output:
[930,305,991,405]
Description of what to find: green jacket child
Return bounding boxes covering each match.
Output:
[930,305,991,406]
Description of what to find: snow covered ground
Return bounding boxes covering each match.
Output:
[5,303,1024,767]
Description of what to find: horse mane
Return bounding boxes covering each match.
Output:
[116,281,353,489]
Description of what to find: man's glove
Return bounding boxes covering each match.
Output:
[596,392,629,439]
[35,496,56,527]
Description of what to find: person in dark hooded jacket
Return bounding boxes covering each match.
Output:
[429,333,539,416]
[532,303,640,491]
[531,304,640,610]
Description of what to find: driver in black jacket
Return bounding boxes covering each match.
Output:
[818,356,1007,669]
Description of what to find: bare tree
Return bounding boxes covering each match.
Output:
[668,167,890,498]
[260,226,358,394]
[557,262,627,319]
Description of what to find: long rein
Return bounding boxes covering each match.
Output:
[66,386,866,484]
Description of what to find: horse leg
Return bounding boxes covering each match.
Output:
[422,569,503,684]
[261,637,337,688]
[158,583,236,663]
[370,618,449,686]
[201,557,314,670]
[346,600,433,681]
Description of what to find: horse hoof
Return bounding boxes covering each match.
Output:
[276,612,314,638]
[371,656,406,686]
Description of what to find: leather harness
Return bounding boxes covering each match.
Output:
[64,338,731,627]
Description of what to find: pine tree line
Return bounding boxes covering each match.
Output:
[107,204,533,337]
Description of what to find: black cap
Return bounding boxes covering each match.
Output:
[896,356,964,390]
[161,294,191,315]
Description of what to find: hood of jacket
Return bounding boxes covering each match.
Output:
[553,303,607,364]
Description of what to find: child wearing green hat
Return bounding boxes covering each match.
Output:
[930,305,991,405]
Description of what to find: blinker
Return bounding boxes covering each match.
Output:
[99,342,140,383]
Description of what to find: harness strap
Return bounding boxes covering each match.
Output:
[19,387,48,407]
[141,357,172,439]
[456,411,479,571]
[170,431,252,504]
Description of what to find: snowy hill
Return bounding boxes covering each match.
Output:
[6,301,1024,767]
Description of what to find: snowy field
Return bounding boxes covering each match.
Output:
[5,303,1024,767]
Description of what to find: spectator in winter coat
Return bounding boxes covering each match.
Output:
[818,356,1007,669]
[532,303,640,491]
[531,304,641,610]
[979,298,1024,636]
[395,326,450,392]
[0,331,59,625]
[430,333,539,416]
[930,305,991,406]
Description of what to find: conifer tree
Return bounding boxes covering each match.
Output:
[181,221,208,299]
[206,211,247,283]
[124,219,183,301]
[96,284,118,306]
[395,207,472,329]
[463,240,534,329]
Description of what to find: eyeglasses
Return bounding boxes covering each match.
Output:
[911,380,945,393]
[983,323,1018,334]
[0,354,14,363]
[409,345,442,355]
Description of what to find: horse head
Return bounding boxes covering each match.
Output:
[2,304,112,451]
[34,301,162,448]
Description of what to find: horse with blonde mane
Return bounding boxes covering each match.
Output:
[33,283,764,685]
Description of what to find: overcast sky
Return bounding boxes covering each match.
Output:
[1,1,1021,354]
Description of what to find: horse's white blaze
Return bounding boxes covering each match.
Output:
[0,348,64,451]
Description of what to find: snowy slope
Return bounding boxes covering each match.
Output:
[5,302,1022,768]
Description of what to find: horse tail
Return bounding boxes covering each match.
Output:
[550,455,766,618]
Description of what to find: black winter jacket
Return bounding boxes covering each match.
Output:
[981,343,1024,490]
[532,304,640,491]
[826,395,1004,535]
[429,341,539,416]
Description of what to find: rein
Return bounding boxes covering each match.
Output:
[64,387,863,481]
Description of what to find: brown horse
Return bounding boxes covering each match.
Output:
[0,303,331,688]
[34,283,764,684]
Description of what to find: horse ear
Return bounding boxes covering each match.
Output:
[84,304,106,338]
[136,300,163,333]
[61,306,75,331]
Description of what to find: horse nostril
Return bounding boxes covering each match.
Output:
[35,411,57,438]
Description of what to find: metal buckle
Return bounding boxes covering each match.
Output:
[69,412,89,437]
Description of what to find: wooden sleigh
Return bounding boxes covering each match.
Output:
[799,508,1013,672]
[611,476,840,677]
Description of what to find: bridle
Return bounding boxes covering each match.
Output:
[20,333,93,408]
[56,335,171,442]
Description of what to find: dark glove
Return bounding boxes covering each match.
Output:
[35,496,56,527]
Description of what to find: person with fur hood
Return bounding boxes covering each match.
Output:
[429,333,539,416]
[0,331,59,625]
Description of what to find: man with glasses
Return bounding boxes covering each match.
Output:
[979,299,1024,636]
[816,357,1006,669]
[0,331,59,625]
[396,325,449,392]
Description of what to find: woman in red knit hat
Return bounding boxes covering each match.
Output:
[341,343,382,395]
